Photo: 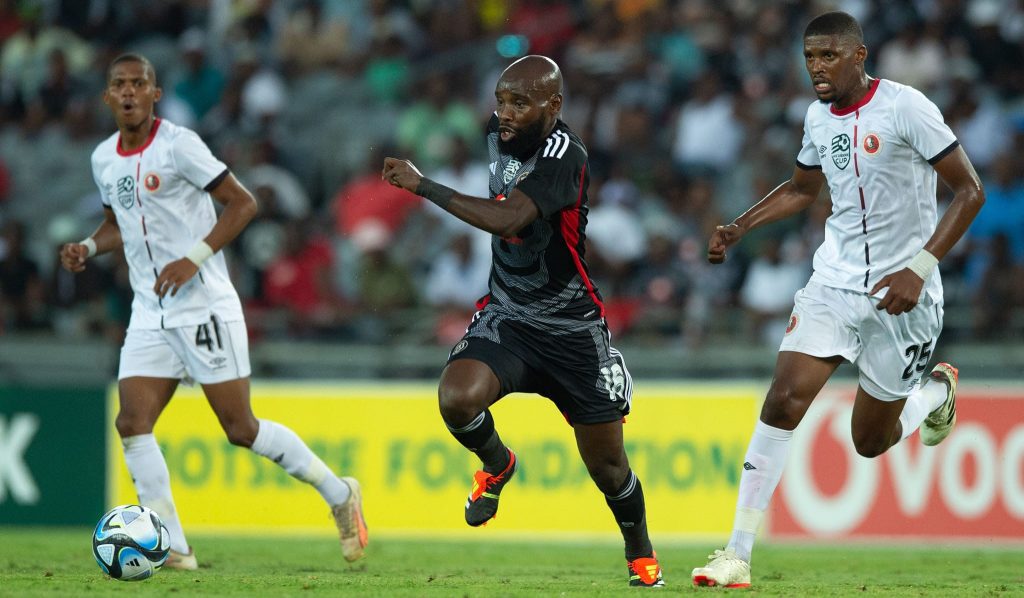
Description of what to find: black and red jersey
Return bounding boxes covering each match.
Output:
[482,115,604,329]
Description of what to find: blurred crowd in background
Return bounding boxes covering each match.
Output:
[0,0,1022,351]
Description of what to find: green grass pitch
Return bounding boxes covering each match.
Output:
[1,529,1021,596]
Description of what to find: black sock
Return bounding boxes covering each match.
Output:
[446,409,510,474]
[605,470,653,560]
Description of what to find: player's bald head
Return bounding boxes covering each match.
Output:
[497,55,562,100]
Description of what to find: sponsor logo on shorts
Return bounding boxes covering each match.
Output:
[786,313,799,334]
[863,133,882,155]
[451,340,468,356]
[143,172,161,191]
[209,356,227,369]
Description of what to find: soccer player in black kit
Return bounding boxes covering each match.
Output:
[382,55,663,587]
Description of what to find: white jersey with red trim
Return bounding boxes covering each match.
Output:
[795,78,958,303]
[91,118,243,330]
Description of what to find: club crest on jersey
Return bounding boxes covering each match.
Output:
[143,172,161,191]
[116,175,135,209]
[502,158,522,184]
[830,134,851,169]
[863,133,882,155]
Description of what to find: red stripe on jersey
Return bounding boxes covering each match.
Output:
[117,118,162,156]
[559,163,605,317]
[830,79,880,116]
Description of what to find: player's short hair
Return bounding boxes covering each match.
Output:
[107,53,157,84]
[804,11,863,45]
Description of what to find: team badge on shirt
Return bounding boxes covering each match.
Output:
[863,133,882,155]
[144,172,161,191]
[830,134,851,169]
[116,175,135,209]
[502,158,522,184]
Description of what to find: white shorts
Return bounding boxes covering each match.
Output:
[779,282,943,401]
[118,316,251,385]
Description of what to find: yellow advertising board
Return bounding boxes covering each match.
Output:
[108,382,758,539]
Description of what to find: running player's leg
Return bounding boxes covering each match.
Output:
[185,318,365,560]
[854,294,952,453]
[438,357,516,526]
[116,376,188,555]
[693,351,839,588]
[574,420,662,587]
[201,377,366,559]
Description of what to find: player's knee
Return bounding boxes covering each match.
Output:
[114,411,150,437]
[222,418,258,447]
[852,432,888,458]
[761,387,810,428]
[437,383,487,426]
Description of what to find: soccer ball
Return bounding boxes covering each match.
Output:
[92,505,170,581]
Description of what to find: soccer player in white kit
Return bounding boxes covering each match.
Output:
[691,12,985,588]
[59,54,368,567]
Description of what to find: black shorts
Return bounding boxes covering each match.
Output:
[446,313,632,425]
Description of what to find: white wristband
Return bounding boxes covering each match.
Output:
[185,241,214,267]
[80,237,97,258]
[907,249,938,281]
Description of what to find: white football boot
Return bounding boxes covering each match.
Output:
[920,362,958,447]
[692,547,751,588]
[164,546,198,570]
[330,477,368,562]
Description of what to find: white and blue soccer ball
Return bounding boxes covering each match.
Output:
[92,504,170,581]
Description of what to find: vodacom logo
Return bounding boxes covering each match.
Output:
[778,390,1024,538]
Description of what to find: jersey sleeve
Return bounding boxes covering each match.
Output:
[796,105,822,169]
[514,141,585,219]
[91,151,111,207]
[171,129,230,191]
[892,88,959,164]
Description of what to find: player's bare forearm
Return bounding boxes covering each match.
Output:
[61,210,122,272]
[440,189,538,238]
[708,168,823,264]
[205,173,258,252]
[90,210,123,255]
[923,146,985,261]
[733,167,824,231]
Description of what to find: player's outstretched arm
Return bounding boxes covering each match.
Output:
[871,146,985,315]
[707,166,825,264]
[382,157,539,238]
[154,173,257,298]
[59,207,121,273]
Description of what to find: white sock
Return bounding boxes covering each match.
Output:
[727,420,793,563]
[250,419,350,506]
[122,434,189,554]
[898,378,947,441]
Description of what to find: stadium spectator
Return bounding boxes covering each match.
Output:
[395,73,481,171]
[670,69,744,176]
[332,146,422,237]
[262,218,345,338]
[0,219,46,331]
[172,28,225,122]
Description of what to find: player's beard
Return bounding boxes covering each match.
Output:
[498,118,547,160]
